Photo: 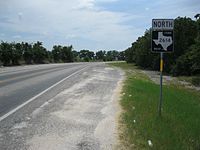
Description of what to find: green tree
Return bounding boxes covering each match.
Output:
[132,30,159,69]
[118,51,125,61]
[165,17,197,73]
[105,50,119,61]
[174,17,197,57]
[0,43,2,64]
[60,45,73,62]
[47,51,53,63]
[11,42,23,65]
[52,45,62,62]
[52,45,74,63]
[72,50,79,62]
[79,50,94,62]
[0,42,12,66]
[95,50,106,61]
[23,42,33,64]
[172,32,200,76]
[125,46,135,63]
[33,41,47,64]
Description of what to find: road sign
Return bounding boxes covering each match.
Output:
[152,30,173,52]
[152,19,174,53]
[151,19,174,117]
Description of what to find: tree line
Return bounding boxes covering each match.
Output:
[0,41,125,66]
[125,15,200,76]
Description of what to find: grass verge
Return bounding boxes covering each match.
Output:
[109,62,200,150]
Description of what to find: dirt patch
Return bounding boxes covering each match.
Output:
[142,70,200,91]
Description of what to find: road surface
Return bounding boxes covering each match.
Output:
[0,63,124,150]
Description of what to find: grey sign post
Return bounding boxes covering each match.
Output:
[151,19,174,116]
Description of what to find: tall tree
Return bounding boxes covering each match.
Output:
[118,51,126,61]
[172,17,200,76]
[79,50,94,62]
[0,42,2,64]
[0,42,12,66]
[33,41,47,64]
[61,45,73,62]
[23,42,33,64]
[105,50,119,61]
[72,50,79,61]
[52,45,74,63]
[11,42,23,65]
[95,50,106,61]
[52,45,62,62]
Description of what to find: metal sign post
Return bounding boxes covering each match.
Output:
[151,19,174,116]
[159,52,163,116]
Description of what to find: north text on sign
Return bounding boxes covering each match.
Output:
[152,19,174,30]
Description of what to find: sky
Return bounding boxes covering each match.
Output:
[0,0,199,51]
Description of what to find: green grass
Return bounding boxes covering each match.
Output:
[109,62,200,150]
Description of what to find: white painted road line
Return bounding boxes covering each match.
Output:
[0,66,88,122]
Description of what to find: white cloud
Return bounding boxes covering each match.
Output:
[18,12,23,21]
[12,35,21,39]
[74,0,95,9]
[0,0,140,50]
[2,0,198,51]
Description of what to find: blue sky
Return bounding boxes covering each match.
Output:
[0,0,199,51]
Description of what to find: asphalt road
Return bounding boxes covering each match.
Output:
[0,62,124,150]
[0,63,88,116]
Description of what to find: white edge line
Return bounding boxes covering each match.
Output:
[0,66,88,122]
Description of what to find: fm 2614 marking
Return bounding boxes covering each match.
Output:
[159,37,171,43]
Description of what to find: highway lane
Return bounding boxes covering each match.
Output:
[0,63,88,117]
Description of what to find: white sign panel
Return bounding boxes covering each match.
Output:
[152,19,174,30]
